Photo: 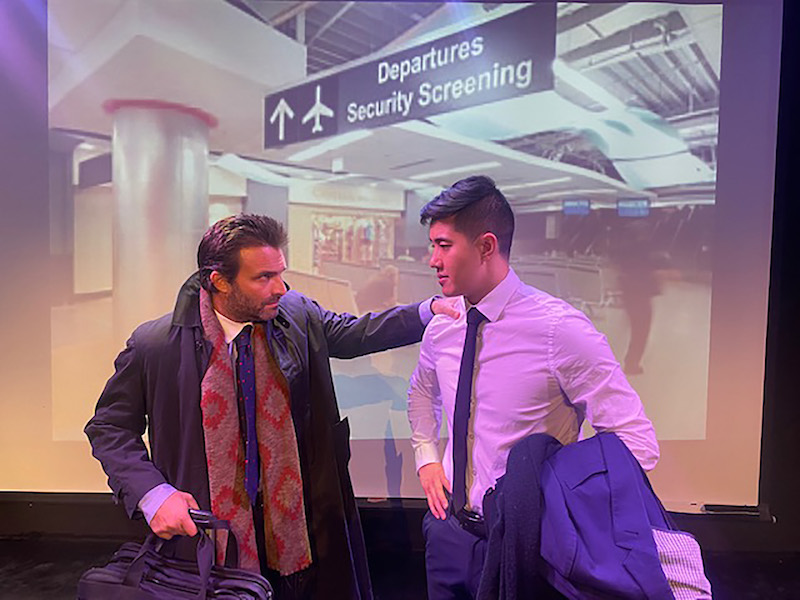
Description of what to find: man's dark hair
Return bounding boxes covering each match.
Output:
[197,214,288,292]
[420,175,515,258]
[419,175,514,259]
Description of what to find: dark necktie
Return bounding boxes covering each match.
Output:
[452,307,487,515]
[234,325,259,505]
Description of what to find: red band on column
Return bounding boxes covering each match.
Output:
[103,99,218,128]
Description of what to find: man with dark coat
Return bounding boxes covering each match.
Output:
[85,214,455,600]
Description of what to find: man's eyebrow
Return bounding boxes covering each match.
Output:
[254,268,285,277]
[431,236,453,244]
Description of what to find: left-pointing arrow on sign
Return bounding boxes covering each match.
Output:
[269,98,295,142]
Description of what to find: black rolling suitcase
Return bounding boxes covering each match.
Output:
[77,510,273,599]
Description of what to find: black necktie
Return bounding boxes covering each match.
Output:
[234,325,259,505]
[452,307,487,515]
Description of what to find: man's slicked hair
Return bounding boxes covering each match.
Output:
[420,175,515,258]
[197,213,288,292]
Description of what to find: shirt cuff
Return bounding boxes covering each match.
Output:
[418,296,439,325]
[139,482,178,524]
[414,441,441,473]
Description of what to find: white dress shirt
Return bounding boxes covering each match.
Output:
[408,268,659,513]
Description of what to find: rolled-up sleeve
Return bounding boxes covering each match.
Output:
[550,310,659,471]
[407,329,443,472]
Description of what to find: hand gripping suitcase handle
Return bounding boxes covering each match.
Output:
[188,509,239,569]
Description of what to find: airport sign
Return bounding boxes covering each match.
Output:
[263,4,556,148]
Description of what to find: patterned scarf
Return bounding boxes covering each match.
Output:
[199,288,312,575]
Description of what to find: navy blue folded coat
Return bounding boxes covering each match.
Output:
[480,433,675,600]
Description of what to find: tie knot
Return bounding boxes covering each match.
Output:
[234,324,253,349]
[467,307,486,327]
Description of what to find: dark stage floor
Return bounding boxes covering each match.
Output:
[0,536,798,599]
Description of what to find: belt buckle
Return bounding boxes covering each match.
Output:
[456,507,486,538]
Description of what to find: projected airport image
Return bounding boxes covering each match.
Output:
[41,1,780,509]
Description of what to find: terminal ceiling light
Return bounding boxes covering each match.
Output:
[503,176,572,191]
[410,161,502,180]
[287,130,373,162]
[389,179,436,191]
[325,173,360,183]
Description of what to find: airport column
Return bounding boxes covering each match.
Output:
[103,99,217,344]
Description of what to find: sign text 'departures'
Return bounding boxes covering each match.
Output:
[263,4,556,148]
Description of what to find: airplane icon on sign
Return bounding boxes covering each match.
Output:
[302,85,334,133]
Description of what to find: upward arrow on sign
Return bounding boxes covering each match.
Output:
[270,97,295,142]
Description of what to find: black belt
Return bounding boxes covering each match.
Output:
[454,507,487,539]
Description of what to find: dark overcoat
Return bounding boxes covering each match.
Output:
[85,273,426,599]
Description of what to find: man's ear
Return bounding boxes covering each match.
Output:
[209,271,230,294]
[476,232,498,262]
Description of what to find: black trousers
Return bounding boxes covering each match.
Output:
[423,511,487,600]
[253,493,315,600]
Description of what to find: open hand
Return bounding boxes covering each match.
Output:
[419,462,451,519]
[431,297,461,320]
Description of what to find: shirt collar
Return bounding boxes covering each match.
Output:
[469,267,521,323]
[214,309,253,345]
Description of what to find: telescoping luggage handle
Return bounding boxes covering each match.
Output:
[121,509,239,599]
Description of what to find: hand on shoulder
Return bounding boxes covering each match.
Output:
[431,296,461,320]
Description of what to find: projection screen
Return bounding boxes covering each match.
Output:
[0,0,784,512]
